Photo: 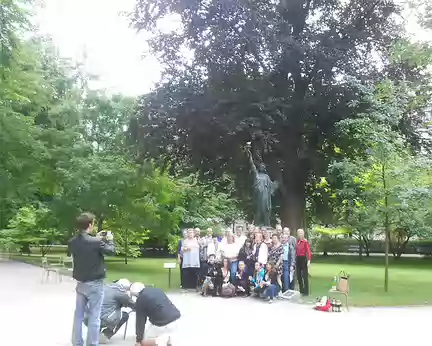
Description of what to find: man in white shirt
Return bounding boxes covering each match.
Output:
[234,226,246,245]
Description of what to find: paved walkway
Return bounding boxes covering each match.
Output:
[1,260,430,346]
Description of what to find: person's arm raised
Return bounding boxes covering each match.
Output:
[247,149,258,178]
[98,232,116,255]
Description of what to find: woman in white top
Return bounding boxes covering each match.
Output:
[222,232,240,282]
[181,229,200,289]
[253,232,268,266]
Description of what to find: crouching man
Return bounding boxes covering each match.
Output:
[85,278,135,342]
[130,282,181,346]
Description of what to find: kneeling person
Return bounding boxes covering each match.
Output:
[97,278,135,341]
[130,282,181,346]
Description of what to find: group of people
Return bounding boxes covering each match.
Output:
[68,213,181,346]
[177,224,312,302]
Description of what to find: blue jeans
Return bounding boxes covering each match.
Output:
[263,284,279,299]
[283,260,290,291]
[230,260,238,282]
[72,279,104,346]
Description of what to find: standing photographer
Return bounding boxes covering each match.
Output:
[68,213,116,346]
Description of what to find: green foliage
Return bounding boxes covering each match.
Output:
[176,176,242,229]
[129,0,420,230]
[328,83,432,291]
[0,205,61,255]
[0,1,241,255]
[167,234,181,256]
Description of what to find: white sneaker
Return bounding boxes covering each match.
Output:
[99,332,109,344]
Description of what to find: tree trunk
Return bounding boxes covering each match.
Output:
[124,229,128,265]
[362,236,370,257]
[97,217,104,233]
[280,164,306,233]
[382,164,389,293]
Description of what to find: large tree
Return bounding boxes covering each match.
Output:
[129,0,409,229]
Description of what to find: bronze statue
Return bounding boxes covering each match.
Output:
[245,142,279,227]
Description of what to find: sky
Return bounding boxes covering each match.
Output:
[35,0,431,97]
[36,0,160,96]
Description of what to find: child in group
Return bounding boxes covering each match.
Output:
[249,262,265,296]
[234,261,249,296]
[261,261,280,303]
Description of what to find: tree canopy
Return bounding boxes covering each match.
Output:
[0,0,241,256]
[129,0,428,230]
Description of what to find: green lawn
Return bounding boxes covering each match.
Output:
[7,253,432,306]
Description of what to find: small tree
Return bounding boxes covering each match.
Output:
[329,81,432,292]
[0,205,61,256]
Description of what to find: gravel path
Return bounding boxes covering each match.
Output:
[1,260,430,346]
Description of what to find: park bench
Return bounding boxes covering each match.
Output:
[347,245,360,253]
[415,245,432,256]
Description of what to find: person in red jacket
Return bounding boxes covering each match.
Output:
[296,229,312,296]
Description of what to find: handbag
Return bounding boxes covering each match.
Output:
[336,271,349,293]
[221,283,235,297]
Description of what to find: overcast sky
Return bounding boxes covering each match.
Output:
[35,0,430,96]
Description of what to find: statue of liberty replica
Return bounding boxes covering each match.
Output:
[244,142,279,227]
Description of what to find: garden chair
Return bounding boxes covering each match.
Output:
[59,256,74,282]
[41,256,61,283]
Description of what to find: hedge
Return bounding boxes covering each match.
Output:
[313,238,432,254]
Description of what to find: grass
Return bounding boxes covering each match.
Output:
[6,252,432,306]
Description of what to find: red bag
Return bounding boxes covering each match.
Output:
[314,298,332,312]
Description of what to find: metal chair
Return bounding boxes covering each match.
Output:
[59,256,74,282]
[328,288,349,311]
[41,257,61,283]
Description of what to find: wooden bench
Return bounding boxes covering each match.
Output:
[347,245,360,253]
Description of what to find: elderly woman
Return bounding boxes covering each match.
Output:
[181,229,201,289]
[267,234,284,288]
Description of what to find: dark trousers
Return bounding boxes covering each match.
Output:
[296,256,309,296]
[180,258,184,288]
[101,311,129,339]
[183,267,199,289]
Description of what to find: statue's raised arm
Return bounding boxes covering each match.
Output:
[246,147,258,178]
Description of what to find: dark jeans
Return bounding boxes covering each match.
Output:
[263,284,279,299]
[296,256,309,296]
[282,260,290,292]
